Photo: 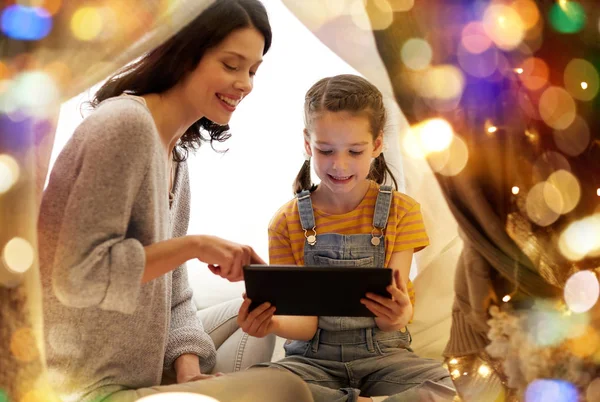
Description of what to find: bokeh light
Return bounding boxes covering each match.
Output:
[433,135,469,177]
[545,170,580,215]
[1,5,52,41]
[461,21,492,54]
[525,182,560,227]
[564,270,599,314]
[558,215,600,261]
[457,43,499,78]
[587,378,600,402]
[553,115,590,157]
[527,308,571,346]
[71,7,104,41]
[549,1,586,34]
[401,38,432,71]
[564,58,599,101]
[482,4,525,51]
[512,0,540,30]
[0,389,6,402]
[416,65,465,100]
[0,154,20,194]
[21,388,62,402]
[518,57,549,91]
[533,151,571,181]
[351,0,393,31]
[10,327,39,362]
[41,0,63,16]
[137,393,220,402]
[2,71,60,117]
[403,118,454,158]
[525,379,579,402]
[539,86,576,130]
[388,0,414,12]
[2,237,35,274]
[567,326,599,358]
[512,186,520,195]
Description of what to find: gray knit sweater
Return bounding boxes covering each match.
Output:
[38,97,217,402]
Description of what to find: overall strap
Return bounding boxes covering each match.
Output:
[296,190,317,245]
[373,185,393,229]
[371,185,393,246]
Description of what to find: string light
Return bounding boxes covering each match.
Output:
[581,82,588,90]
[511,186,520,195]
[487,126,498,133]
[514,67,524,74]
[597,188,600,197]
[502,294,512,302]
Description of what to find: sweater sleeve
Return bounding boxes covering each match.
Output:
[50,102,152,314]
[163,162,217,375]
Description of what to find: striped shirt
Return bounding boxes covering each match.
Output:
[268,181,429,306]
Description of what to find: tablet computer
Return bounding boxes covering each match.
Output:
[243,265,392,317]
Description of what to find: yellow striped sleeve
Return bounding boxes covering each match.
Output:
[268,205,297,265]
[393,202,429,253]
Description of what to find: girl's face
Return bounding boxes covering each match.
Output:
[305,111,383,196]
[180,27,265,125]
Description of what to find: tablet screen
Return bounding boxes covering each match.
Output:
[243,265,392,317]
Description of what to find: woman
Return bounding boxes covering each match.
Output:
[38,1,312,401]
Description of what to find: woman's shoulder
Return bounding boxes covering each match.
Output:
[78,96,157,145]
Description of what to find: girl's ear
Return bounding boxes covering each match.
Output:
[303,128,313,157]
[372,132,384,158]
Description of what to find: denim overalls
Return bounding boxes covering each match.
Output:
[257,185,455,402]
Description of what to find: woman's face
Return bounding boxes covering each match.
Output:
[181,27,265,125]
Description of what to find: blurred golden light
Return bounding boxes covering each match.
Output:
[511,0,540,30]
[137,393,219,402]
[401,38,432,71]
[553,115,590,157]
[559,215,600,261]
[451,369,461,379]
[461,22,492,54]
[502,294,512,302]
[512,186,520,195]
[449,358,458,365]
[71,7,104,41]
[21,388,61,402]
[0,61,11,81]
[545,170,580,214]
[487,126,498,133]
[324,0,349,16]
[351,0,394,31]
[597,188,600,197]
[2,237,35,274]
[435,135,469,177]
[564,270,600,314]
[388,0,414,12]
[539,86,577,130]
[587,378,600,402]
[0,154,20,194]
[403,118,454,159]
[483,4,525,51]
[525,182,560,227]
[564,59,599,101]
[478,364,491,378]
[416,65,465,100]
[518,57,549,90]
[10,327,38,362]
[35,0,63,15]
[568,326,600,358]
[515,68,524,74]
[533,151,571,180]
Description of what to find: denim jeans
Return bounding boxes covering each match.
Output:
[256,327,455,402]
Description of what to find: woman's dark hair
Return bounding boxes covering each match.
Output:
[294,74,398,194]
[91,0,272,161]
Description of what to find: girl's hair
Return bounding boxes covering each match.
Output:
[293,74,398,194]
[90,0,272,161]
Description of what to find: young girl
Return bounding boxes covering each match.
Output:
[238,74,456,402]
[38,1,312,401]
